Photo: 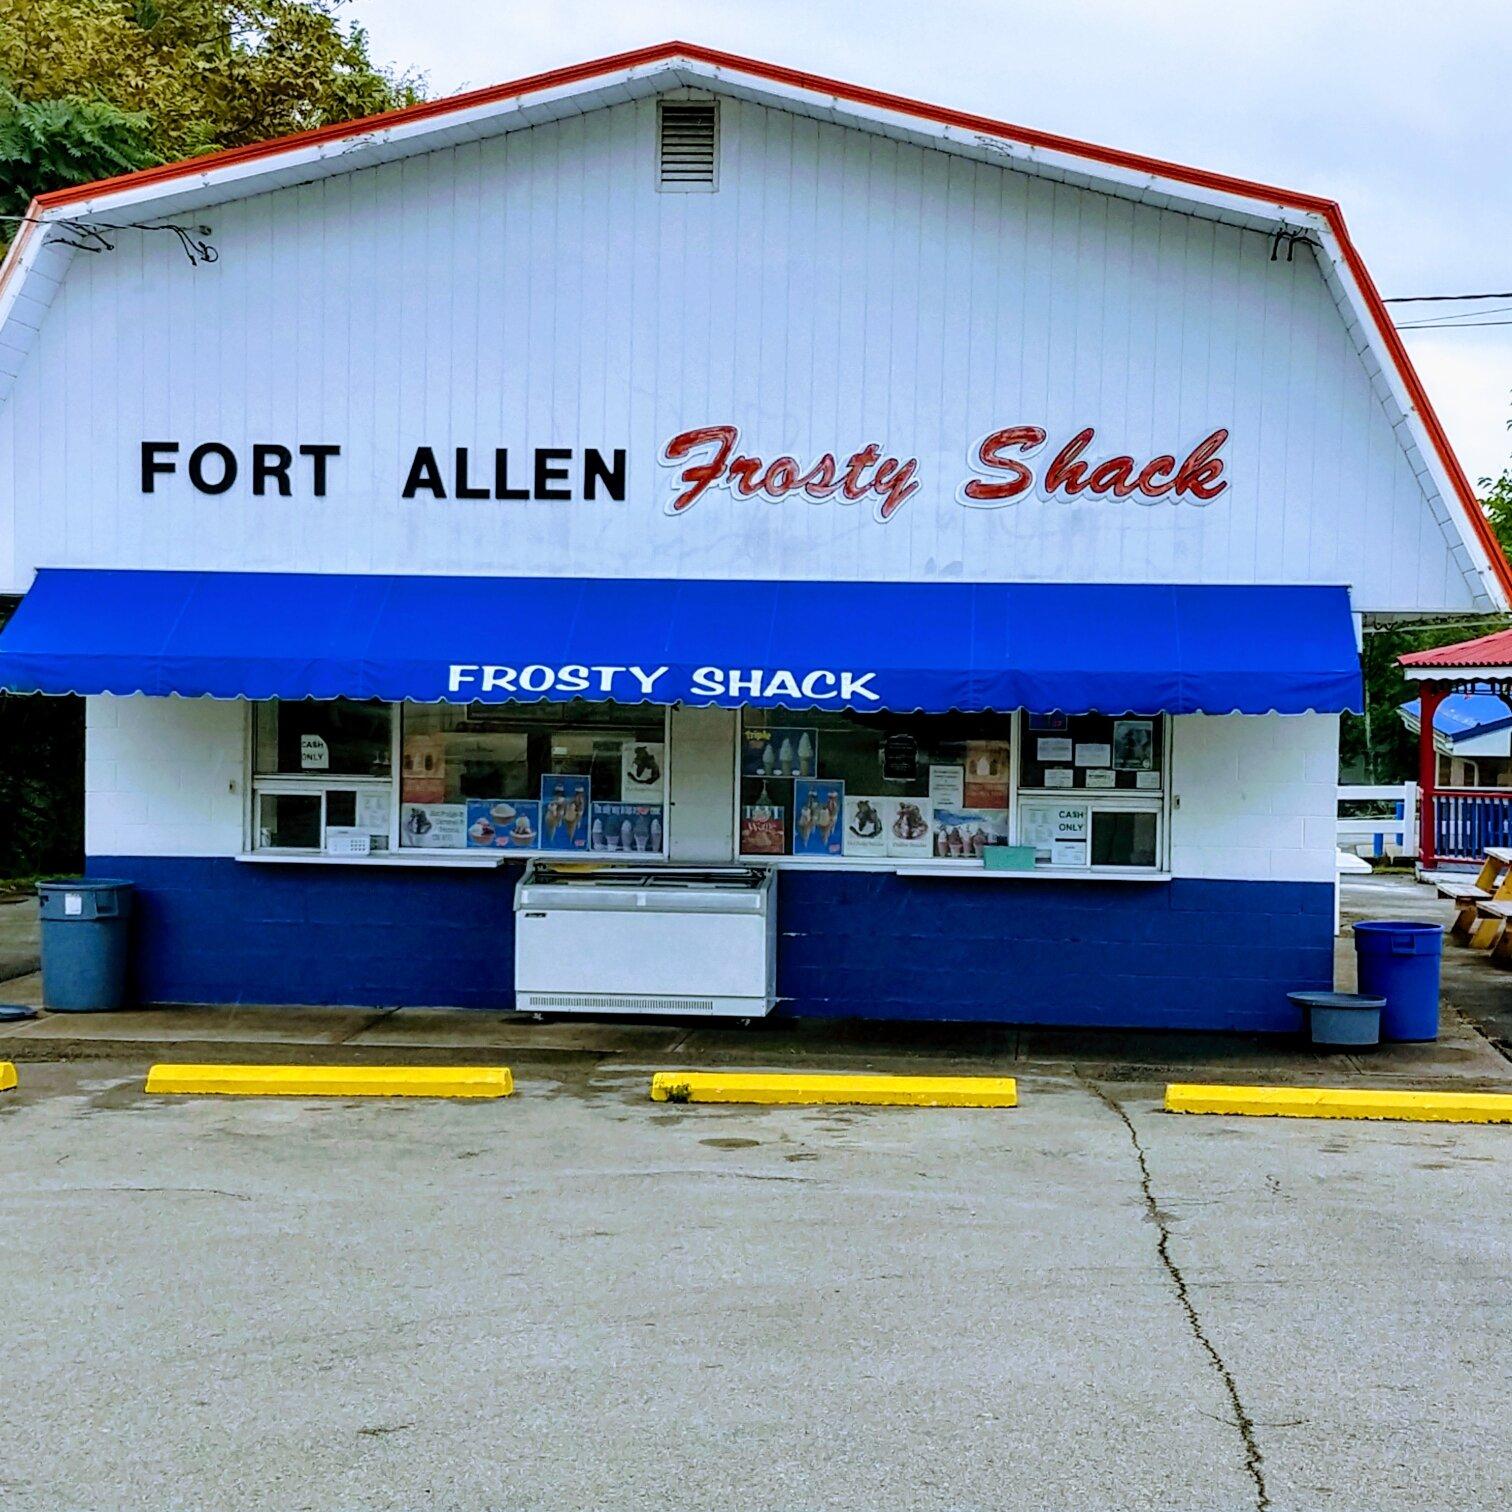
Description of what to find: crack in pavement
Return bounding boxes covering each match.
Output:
[1081,1076,1270,1512]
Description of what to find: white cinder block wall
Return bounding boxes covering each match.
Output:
[85,695,244,856]
[1170,714,1338,883]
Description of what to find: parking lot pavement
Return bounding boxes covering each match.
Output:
[1,1062,1508,1512]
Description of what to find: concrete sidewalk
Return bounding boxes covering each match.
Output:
[2,874,1507,1087]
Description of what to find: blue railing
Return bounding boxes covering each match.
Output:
[1433,791,1512,861]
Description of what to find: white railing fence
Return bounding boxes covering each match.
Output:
[1337,782,1418,860]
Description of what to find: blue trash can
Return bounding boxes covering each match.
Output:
[37,880,133,1012]
[1352,921,1443,1042]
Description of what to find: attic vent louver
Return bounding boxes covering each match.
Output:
[658,101,718,190]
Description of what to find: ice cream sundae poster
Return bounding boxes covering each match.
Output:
[743,726,819,779]
[793,779,844,856]
[592,802,664,853]
[843,796,888,857]
[621,741,664,802]
[465,798,539,850]
[401,802,467,849]
[539,774,591,850]
[886,798,932,857]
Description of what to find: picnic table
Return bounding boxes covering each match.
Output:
[1436,846,1512,956]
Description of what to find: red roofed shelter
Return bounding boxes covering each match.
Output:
[1401,630,1512,868]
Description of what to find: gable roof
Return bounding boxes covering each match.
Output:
[2,39,1506,609]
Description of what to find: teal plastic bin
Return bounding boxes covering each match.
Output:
[1352,921,1443,1042]
[37,880,133,1012]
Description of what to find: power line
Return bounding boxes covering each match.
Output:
[1396,319,1512,331]
[1385,291,1512,304]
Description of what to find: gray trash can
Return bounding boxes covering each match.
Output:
[37,880,134,1012]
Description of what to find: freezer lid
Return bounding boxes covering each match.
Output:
[515,863,772,914]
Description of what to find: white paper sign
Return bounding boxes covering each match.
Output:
[356,791,390,833]
[1037,737,1073,762]
[1085,768,1116,789]
[1135,771,1162,790]
[300,734,329,770]
[1044,767,1074,788]
[621,741,665,802]
[1020,802,1089,865]
[401,803,467,849]
[1075,743,1112,767]
[928,764,964,811]
[843,796,890,857]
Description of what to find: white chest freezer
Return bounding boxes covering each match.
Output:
[513,862,777,1017]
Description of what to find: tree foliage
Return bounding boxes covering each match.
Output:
[0,0,422,242]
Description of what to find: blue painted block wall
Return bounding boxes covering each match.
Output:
[87,857,1332,1031]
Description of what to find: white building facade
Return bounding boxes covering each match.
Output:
[0,43,1502,1028]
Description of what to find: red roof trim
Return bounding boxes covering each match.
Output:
[19,39,1512,604]
[1401,627,1512,670]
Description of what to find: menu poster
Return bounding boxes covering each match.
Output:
[928,763,964,811]
[743,725,818,778]
[963,741,1011,808]
[844,796,889,857]
[1114,720,1155,772]
[882,733,920,782]
[621,741,665,802]
[401,802,466,849]
[1037,737,1073,762]
[1044,768,1074,788]
[1075,743,1112,767]
[466,798,539,850]
[1084,768,1116,790]
[887,798,933,857]
[741,806,786,855]
[539,774,591,850]
[1020,802,1088,866]
[793,778,844,856]
[592,802,663,853]
[932,808,1008,860]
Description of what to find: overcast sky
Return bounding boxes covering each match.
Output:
[348,0,1512,485]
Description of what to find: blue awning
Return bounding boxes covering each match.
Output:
[0,569,1362,715]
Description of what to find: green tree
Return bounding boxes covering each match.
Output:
[0,0,423,246]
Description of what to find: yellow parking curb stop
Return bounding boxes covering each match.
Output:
[650,1071,1017,1107]
[1165,1083,1512,1124]
[0,1061,15,1092]
[144,1064,514,1099]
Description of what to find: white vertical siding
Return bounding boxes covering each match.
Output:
[0,95,1474,610]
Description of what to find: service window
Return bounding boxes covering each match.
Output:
[738,708,1014,862]
[1020,713,1166,870]
[251,700,394,852]
[399,702,667,856]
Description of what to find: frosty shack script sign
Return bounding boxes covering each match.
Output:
[138,423,1230,521]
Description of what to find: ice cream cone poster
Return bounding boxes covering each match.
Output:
[886,798,932,857]
[963,741,1010,808]
[742,725,819,778]
[931,808,1008,860]
[621,741,664,802]
[843,796,888,857]
[793,779,844,856]
[591,802,664,853]
[539,774,591,850]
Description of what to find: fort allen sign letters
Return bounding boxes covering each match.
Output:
[139,423,1230,519]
